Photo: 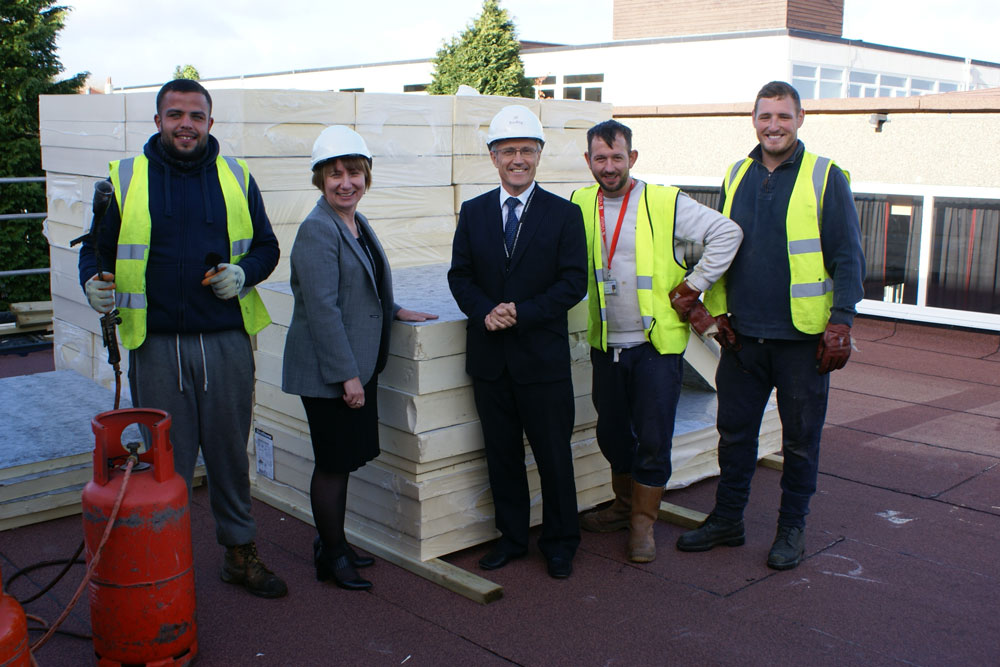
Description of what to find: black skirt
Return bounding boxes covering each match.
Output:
[300,378,380,474]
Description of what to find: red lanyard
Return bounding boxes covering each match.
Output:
[597,179,635,270]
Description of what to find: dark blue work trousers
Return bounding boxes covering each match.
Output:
[713,335,829,528]
[590,344,684,488]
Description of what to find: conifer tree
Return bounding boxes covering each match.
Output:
[427,0,533,97]
[172,64,201,81]
[0,0,87,308]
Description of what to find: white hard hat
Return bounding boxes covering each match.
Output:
[486,104,545,148]
[310,125,372,170]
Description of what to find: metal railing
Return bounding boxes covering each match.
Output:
[0,176,50,278]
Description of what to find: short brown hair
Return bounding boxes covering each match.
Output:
[311,156,372,191]
[753,81,802,116]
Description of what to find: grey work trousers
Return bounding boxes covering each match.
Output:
[129,329,256,546]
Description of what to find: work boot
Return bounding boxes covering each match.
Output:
[580,472,632,532]
[221,542,288,598]
[627,481,663,563]
[675,513,745,552]
[766,525,806,571]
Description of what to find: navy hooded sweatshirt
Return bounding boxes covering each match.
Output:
[79,134,280,335]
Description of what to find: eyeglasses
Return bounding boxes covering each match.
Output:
[494,146,540,158]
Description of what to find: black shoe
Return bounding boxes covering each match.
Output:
[546,556,573,579]
[316,542,372,591]
[675,514,746,552]
[314,535,374,569]
[767,525,805,571]
[478,547,526,571]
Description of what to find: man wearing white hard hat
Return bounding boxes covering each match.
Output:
[448,104,588,579]
[78,79,286,598]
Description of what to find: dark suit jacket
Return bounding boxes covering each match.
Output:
[448,184,587,384]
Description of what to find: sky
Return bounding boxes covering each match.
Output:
[53,0,1000,89]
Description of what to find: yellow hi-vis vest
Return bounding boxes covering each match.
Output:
[704,151,838,335]
[109,154,271,350]
[571,183,689,354]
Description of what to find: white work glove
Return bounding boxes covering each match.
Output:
[84,273,116,313]
[202,263,245,300]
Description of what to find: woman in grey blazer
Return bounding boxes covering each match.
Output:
[282,126,435,591]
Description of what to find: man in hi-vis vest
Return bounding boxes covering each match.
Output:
[79,79,286,598]
[677,81,865,571]
[572,120,742,563]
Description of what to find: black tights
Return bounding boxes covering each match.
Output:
[310,468,349,552]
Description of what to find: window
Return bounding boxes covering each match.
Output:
[856,194,923,305]
[910,78,934,95]
[849,71,877,98]
[792,64,817,99]
[819,68,843,98]
[564,73,604,84]
[938,82,959,93]
[555,73,604,101]
[928,198,1000,314]
[880,75,907,97]
[792,65,842,99]
[403,83,428,93]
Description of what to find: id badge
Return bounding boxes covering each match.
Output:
[604,279,618,296]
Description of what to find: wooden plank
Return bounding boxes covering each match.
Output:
[759,454,784,471]
[347,530,504,605]
[0,321,52,335]
[658,501,707,529]
[251,481,503,604]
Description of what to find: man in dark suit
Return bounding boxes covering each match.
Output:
[448,105,588,579]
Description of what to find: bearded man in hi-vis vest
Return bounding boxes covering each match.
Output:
[677,81,865,571]
[79,79,286,598]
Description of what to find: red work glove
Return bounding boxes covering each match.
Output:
[669,280,701,319]
[713,314,741,351]
[670,280,719,337]
[685,301,719,337]
[816,323,852,374]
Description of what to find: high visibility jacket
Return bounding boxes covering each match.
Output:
[109,155,271,349]
[571,183,689,354]
[704,151,838,335]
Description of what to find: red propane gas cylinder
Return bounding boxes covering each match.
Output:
[81,408,197,667]
[0,568,30,667]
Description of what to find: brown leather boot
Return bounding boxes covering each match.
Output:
[627,482,663,563]
[221,542,288,598]
[580,473,632,532]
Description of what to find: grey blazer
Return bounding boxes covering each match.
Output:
[282,196,396,399]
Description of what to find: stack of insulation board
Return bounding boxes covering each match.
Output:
[40,90,610,397]
[41,93,131,396]
[250,264,606,562]
[249,264,781,562]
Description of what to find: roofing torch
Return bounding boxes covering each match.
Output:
[71,181,124,408]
